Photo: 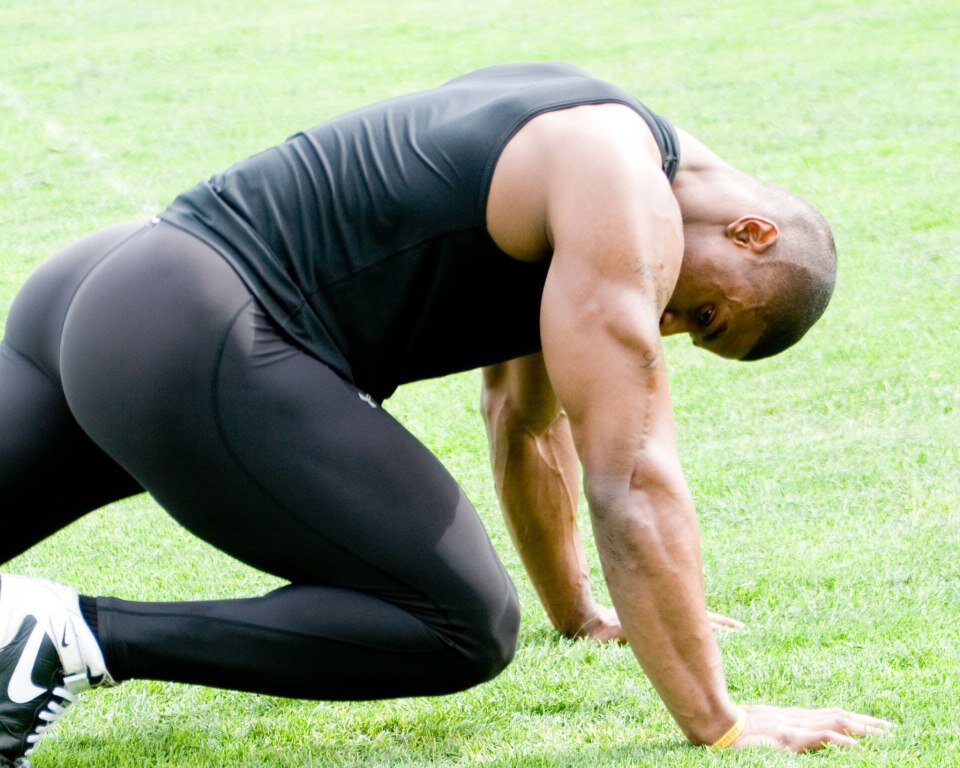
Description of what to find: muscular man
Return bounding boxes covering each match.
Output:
[0,62,889,765]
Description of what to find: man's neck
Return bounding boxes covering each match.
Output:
[671,129,746,229]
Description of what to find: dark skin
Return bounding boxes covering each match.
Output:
[480,103,892,751]
[481,356,743,641]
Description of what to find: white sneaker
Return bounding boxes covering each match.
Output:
[0,575,113,766]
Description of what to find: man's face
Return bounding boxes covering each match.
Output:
[659,236,767,360]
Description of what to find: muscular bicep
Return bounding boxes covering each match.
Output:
[537,117,684,490]
[540,261,676,490]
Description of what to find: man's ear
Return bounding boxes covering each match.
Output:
[726,215,779,253]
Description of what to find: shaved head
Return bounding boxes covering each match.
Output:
[740,182,837,361]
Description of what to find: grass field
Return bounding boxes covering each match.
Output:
[1,1,958,766]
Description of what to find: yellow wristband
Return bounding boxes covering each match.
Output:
[710,709,746,749]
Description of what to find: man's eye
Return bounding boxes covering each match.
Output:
[695,305,715,327]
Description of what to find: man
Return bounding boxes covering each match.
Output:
[0,62,889,765]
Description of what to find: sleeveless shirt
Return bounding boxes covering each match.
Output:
[161,62,679,401]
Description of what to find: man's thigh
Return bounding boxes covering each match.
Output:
[209,306,518,649]
[57,225,516,653]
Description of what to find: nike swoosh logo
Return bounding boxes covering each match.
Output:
[8,624,48,704]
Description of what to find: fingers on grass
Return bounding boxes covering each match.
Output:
[777,706,892,732]
[706,613,745,631]
[737,729,856,753]
[854,713,896,729]
[821,710,895,734]
[811,729,859,750]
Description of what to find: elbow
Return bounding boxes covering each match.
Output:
[481,380,525,446]
[583,444,678,513]
[583,472,631,523]
[480,377,510,429]
[481,367,559,437]
[583,446,692,554]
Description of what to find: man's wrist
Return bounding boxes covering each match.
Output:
[680,700,744,746]
[709,707,746,748]
[549,596,601,637]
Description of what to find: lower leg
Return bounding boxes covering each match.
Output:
[93,583,512,700]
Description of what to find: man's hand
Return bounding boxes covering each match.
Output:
[729,705,894,752]
[577,606,744,643]
[706,610,745,633]
[572,604,624,642]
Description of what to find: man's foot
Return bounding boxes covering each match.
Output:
[0,575,112,767]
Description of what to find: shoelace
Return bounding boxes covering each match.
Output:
[23,686,77,757]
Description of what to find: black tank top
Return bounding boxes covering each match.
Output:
[161,62,679,401]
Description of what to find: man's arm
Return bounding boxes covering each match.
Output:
[481,354,622,641]
[492,103,888,749]
[481,355,745,643]
[539,119,736,743]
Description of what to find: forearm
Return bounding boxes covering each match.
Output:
[589,473,738,744]
[486,407,602,635]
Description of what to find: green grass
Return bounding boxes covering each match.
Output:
[1,1,958,766]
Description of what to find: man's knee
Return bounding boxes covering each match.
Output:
[447,585,520,690]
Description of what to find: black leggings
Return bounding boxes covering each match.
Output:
[0,220,519,699]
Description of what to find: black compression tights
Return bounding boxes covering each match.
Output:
[0,221,519,699]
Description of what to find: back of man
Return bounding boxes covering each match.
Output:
[161,62,679,400]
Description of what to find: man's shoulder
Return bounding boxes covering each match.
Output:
[487,103,676,263]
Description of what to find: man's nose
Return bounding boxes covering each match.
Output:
[659,311,688,336]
